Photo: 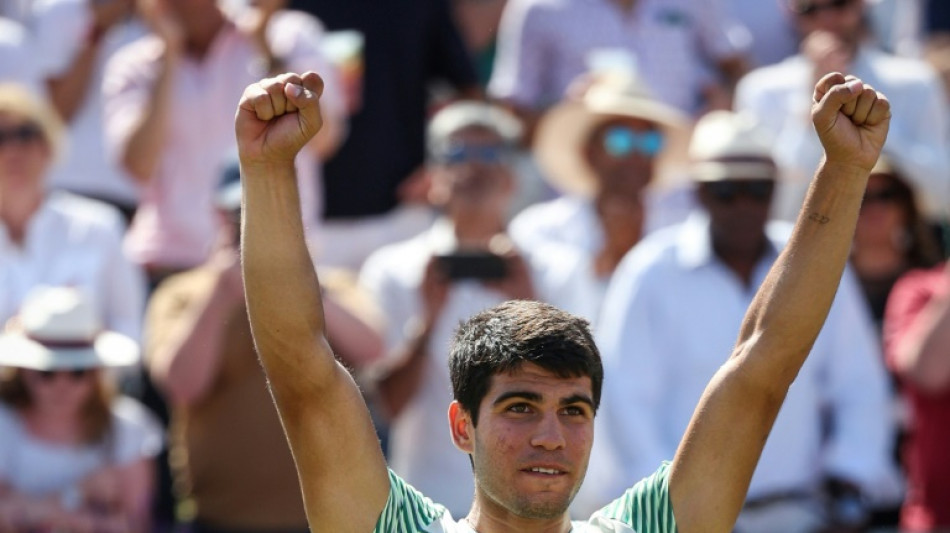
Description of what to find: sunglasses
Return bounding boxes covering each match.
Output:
[704,180,775,203]
[602,126,664,158]
[437,144,510,166]
[862,187,903,206]
[35,369,93,381]
[0,123,43,148]
[792,0,855,17]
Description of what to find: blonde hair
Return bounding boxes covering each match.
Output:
[0,84,65,160]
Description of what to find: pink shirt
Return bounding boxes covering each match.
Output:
[104,13,341,269]
[488,0,749,114]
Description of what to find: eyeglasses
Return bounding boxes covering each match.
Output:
[0,123,43,148]
[602,126,664,158]
[862,187,903,207]
[792,0,855,17]
[704,180,775,203]
[35,369,93,382]
[436,144,510,166]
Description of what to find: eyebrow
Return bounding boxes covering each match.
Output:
[492,391,595,409]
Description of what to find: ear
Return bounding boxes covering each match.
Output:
[449,401,475,454]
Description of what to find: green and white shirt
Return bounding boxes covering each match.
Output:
[374,463,676,533]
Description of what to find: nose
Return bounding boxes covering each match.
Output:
[529,412,567,451]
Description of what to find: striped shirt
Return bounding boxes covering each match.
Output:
[374,463,676,532]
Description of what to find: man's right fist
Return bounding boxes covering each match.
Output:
[235,71,325,168]
[811,72,891,173]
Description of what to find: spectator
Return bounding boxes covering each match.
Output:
[145,166,382,532]
[884,263,950,532]
[0,83,145,341]
[853,156,943,331]
[0,286,162,532]
[289,0,480,270]
[736,0,950,222]
[585,110,896,530]
[509,72,688,319]
[0,16,44,92]
[103,0,343,285]
[360,101,581,515]
[724,0,799,67]
[33,0,146,223]
[489,0,750,138]
[451,0,507,86]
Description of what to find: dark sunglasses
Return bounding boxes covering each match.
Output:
[792,0,855,17]
[704,180,775,203]
[862,187,903,206]
[437,144,510,166]
[602,126,664,158]
[0,123,43,148]
[36,368,93,381]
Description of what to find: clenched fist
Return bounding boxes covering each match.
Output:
[235,71,325,169]
[811,72,891,173]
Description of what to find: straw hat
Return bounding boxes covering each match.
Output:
[688,110,777,182]
[533,72,689,197]
[0,287,139,370]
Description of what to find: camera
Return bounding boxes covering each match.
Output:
[435,251,508,281]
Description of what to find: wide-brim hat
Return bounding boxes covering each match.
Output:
[0,287,139,371]
[534,72,690,197]
[688,110,777,182]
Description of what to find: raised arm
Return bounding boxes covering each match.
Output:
[236,72,389,531]
[668,73,892,533]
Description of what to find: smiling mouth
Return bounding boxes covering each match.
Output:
[523,467,566,476]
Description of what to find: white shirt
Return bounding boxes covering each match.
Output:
[359,219,586,516]
[581,213,896,512]
[736,48,950,220]
[0,398,162,497]
[33,0,147,204]
[104,13,342,268]
[0,16,44,93]
[0,194,145,340]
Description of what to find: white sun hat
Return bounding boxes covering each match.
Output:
[0,287,139,370]
[533,71,690,197]
[688,110,777,182]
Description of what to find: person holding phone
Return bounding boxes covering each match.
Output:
[358,101,581,516]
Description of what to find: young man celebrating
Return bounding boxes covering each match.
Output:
[235,70,890,532]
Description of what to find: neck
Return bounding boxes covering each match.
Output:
[0,187,43,245]
[185,10,227,59]
[613,0,637,13]
[713,241,767,288]
[22,406,84,445]
[852,244,906,280]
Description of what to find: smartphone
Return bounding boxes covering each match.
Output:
[435,251,508,281]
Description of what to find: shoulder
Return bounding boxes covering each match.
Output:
[374,469,450,532]
[588,462,676,532]
[737,56,807,95]
[361,231,432,284]
[866,50,941,86]
[105,34,164,78]
[616,224,682,277]
[45,193,126,238]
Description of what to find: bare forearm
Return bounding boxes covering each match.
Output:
[46,42,100,122]
[152,283,238,405]
[241,160,332,398]
[896,290,950,392]
[736,160,868,386]
[121,51,179,183]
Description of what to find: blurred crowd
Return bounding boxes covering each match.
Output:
[1,0,950,531]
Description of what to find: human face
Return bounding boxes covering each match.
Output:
[0,113,50,194]
[451,363,595,521]
[699,179,774,258]
[21,368,97,416]
[855,173,909,250]
[584,117,661,200]
[792,0,864,43]
[430,126,515,216]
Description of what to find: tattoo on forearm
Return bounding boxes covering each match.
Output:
[808,213,830,225]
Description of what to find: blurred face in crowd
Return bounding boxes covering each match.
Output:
[855,172,912,252]
[698,177,775,259]
[21,368,98,417]
[429,126,515,220]
[0,112,51,196]
[453,363,595,521]
[792,0,865,44]
[584,116,661,200]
